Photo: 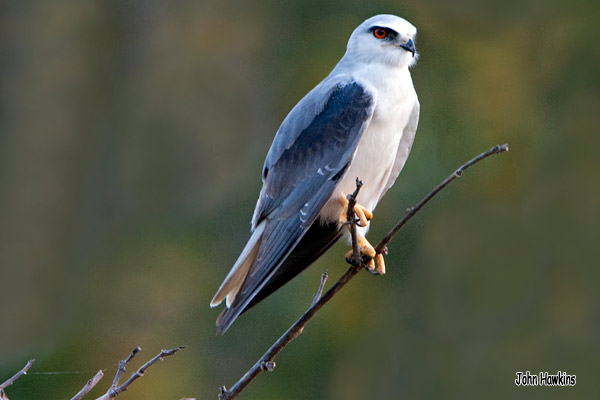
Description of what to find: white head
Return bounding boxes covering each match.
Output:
[343,14,418,69]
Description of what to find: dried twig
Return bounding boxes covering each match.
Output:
[95,347,185,400]
[66,346,184,400]
[0,359,35,400]
[311,272,329,307]
[218,144,509,400]
[70,370,104,400]
[109,347,141,393]
[375,143,509,254]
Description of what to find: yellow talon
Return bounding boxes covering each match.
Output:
[366,258,376,272]
[344,234,376,261]
[337,196,373,227]
[364,253,386,275]
[375,253,386,275]
[354,205,373,227]
[346,244,386,275]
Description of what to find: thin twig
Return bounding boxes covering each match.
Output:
[375,143,509,254]
[110,347,141,392]
[347,178,364,266]
[96,347,184,400]
[218,256,363,400]
[70,370,104,400]
[217,144,509,400]
[311,272,329,307]
[0,359,35,399]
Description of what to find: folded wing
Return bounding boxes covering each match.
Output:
[213,80,375,334]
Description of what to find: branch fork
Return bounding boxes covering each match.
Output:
[73,346,184,400]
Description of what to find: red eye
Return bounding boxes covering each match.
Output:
[373,28,387,39]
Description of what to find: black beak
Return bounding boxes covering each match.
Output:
[400,38,416,57]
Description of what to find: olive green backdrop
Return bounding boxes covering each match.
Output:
[1,0,599,399]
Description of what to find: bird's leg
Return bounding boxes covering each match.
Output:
[339,195,385,275]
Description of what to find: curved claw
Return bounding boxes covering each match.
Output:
[365,254,386,275]
[375,253,386,275]
[366,258,376,273]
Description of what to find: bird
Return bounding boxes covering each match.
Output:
[211,14,420,334]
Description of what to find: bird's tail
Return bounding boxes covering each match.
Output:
[210,221,266,309]
[214,220,341,335]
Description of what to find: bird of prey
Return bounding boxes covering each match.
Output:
[211,14,420,334]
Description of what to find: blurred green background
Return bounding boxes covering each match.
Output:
[1,0,599,399]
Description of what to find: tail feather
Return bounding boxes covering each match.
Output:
[215,220,341,335]
[245,221,341,310]
[210,221,265,308]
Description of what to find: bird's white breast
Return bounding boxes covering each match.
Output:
[319,65,417,234]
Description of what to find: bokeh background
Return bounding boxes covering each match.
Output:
[1,0,599,399]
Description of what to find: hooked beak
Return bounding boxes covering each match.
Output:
[400,38,416,57]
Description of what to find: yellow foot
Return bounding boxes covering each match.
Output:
[366,253,386,275]
[344,233,375,260]
[357,234,376,258]
[337,196,373,227]
[345,236,386,275]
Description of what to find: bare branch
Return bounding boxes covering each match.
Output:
[375,143,509,254]
[0,359,35,399]
[96,347,185,400]
[70,370,104,400]
[110,347,141,392]
[217,144,509,399]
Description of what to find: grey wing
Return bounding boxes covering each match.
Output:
[216,81,375,333]
[254,80,375,225]
[383,100,420,195]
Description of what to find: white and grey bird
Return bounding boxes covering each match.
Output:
[211,14,420,334]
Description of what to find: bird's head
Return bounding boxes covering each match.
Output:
[345,14,418,69]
